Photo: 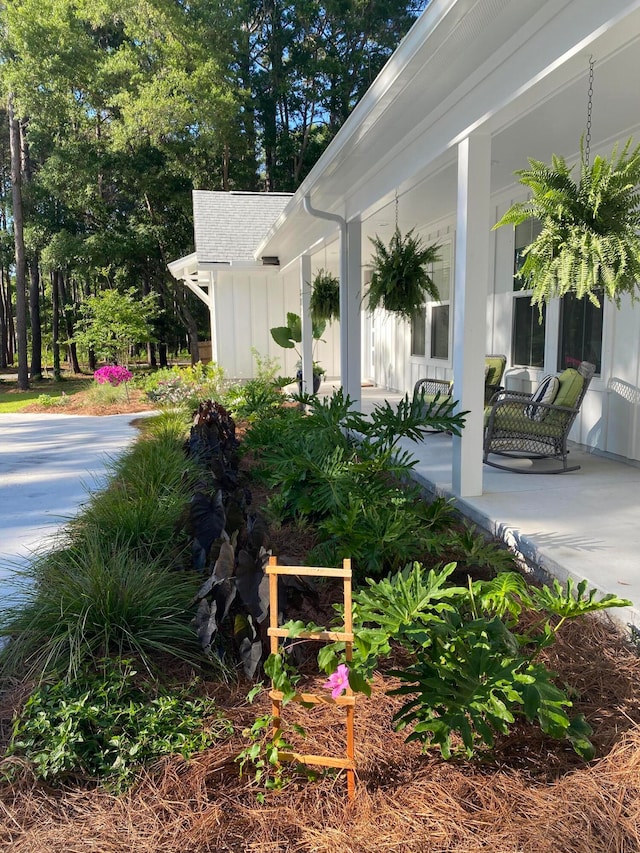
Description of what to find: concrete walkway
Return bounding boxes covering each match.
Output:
[0,412,153,605]
[354,384,640,630]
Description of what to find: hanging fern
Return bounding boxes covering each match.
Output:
[310,269,340,324]
[366,228,441,320]
[494,138,640,308]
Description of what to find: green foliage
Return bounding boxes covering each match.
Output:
[86,381,128,405]
[237,685,312,800]
[494,138,640,308]
[142,363,227,410]
[224,379,287,422]
[310,269,340,324]
[367,228,441,319]
[320,562,631,759]
[0,532,201,682]
[243,388,468,579]
[4,661,232,791]
[73,288,159,366]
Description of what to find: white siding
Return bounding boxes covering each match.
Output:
[212,267,340,381]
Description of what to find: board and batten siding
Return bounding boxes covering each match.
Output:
[212,267,340,381]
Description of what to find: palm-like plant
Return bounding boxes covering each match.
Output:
[495,139,640,308]
[366,228,441,320]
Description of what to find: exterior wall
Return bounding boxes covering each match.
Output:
[212,266,340,381]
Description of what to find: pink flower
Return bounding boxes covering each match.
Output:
[323,663,350,699]
[94,365,133,386]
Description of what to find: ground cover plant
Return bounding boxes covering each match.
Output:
[0,385,639,851]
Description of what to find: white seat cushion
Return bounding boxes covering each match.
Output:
[525,374,560,421]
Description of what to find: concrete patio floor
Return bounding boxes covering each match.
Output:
[351,383,640,630]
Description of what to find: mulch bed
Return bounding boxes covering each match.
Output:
[1,405,639,852]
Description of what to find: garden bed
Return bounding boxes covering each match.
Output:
[1,392,639,852]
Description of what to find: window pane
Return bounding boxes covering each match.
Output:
[558,293,603,373]
[512,298,546,367]
[411,306,426,357]
[513,219,542,292]
[431,304,449,359]
[432,243,451,300]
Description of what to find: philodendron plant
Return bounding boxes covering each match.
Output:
[267,562,631,761]
[270,312,326,378]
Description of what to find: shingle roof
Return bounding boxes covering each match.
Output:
[193,190,292,263]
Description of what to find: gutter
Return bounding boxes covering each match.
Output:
[302,195,349,392]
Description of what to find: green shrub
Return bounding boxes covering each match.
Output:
[3,660,233,790]
[86,381,128,405]
[142,362,226,410]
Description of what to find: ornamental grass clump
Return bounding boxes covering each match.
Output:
[494,138,640,308]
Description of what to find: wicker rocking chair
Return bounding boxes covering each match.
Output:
[483,361,595,473]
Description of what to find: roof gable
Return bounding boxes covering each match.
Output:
[193,190,292,263]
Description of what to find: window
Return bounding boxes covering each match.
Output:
[410,240,452,360]
[431,305,449,359]
[512,218,545,367]
[429,242,452,360]
[558,292,603,374]
[410,305,426,357]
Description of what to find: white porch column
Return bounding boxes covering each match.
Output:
[452,131,491,497]
[346,216,362,409]
[208,271,219,364]
[300,253,313,394]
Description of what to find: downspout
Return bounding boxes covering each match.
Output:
[303,194,348,391]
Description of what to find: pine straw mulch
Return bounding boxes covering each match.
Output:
[1,615,639,853]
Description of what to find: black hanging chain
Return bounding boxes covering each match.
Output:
[585,56,595,168]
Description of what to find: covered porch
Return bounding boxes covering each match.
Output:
[346,383,640,627]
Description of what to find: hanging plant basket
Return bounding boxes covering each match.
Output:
[366,227,441,320]
[310,269,340,324]
[494,138,640,308]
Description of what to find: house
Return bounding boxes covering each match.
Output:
[169,0,640,499]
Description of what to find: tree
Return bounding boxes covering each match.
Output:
[8,94,28,389]
[72,288,158,366]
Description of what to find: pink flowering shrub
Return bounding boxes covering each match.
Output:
[94,365,133,386]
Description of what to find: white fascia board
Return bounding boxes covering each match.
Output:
[167,252,198,280]
[198,260,276,273]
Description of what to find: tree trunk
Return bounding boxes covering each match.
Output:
[8,94,29,390]
[158,342,168,368]
[57,270,80,373]
[52,270,61,380]
[29,259,42,379]
[0,267,8,368]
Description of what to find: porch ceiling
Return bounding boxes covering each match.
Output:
[259,0,640,265]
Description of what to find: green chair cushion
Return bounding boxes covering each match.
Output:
[553,368,584,410]
[485,357,506,389]
[484,406,565,439]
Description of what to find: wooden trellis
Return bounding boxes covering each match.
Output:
[267,555,356,799]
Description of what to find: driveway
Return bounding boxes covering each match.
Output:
[0,412,153,605]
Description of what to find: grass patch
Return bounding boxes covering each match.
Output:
[0,378,91,413]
